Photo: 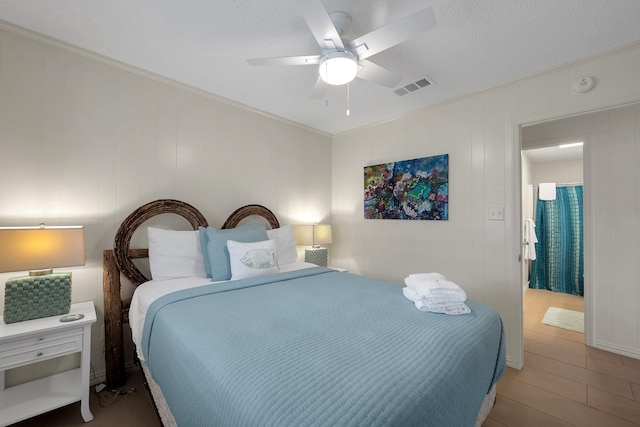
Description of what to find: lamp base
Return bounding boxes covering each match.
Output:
[3,273,71,324]
[305,248,328,267]
[29,268,54,276]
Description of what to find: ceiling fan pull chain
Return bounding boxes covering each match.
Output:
[325,61,330,108]
[346,83,350,116]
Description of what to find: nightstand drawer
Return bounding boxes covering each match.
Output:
[0,330,83,370]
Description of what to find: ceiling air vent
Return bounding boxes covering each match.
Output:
[394,77,432,96]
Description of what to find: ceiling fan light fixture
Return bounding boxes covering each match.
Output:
[319,51,358,86]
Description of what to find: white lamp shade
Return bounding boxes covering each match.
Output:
[319,51,358,86]
[294,224,332,247]
[0,226,85,273]
[294,225,314,246]
[313,224,332,245]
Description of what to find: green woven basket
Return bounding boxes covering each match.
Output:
[305,248,328,267]
[3,273,71,324]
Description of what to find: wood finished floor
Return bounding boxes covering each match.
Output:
[484,288,640,427]
[9,289,640,426]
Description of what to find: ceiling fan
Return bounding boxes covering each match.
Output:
[247,0,437,96]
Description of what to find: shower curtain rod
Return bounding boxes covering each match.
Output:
[557,182,583,187]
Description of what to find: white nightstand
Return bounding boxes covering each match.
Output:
[0,301,96,425]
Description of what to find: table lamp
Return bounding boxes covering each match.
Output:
[0,225,85,323]
[294,224,332,266]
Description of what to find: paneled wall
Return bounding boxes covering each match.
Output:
[332,43,640,367]
[0,26,332,382]
[530,160,583,186]
[589,105,640,357]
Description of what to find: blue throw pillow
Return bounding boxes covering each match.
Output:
[199,226,213,277]
[199,223,269,281]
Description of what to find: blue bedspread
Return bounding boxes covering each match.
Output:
[142,268,505,427]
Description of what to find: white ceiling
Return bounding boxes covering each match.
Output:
[523,145,583,164]
[1,0,640,135]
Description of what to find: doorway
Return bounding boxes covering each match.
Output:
[521,117,586,344]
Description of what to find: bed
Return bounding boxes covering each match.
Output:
[103,199,505,427]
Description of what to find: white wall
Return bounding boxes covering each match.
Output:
[589,105,640,358]
[531,160,583,186]
[0,26,332,383]
[332,43,640,367]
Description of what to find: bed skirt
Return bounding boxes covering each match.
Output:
[141,361,178,427]
[475,384,497,427]
[140,361,496,427]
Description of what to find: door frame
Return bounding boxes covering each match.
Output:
[511,106,616,367]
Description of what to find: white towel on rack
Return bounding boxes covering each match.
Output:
[523,219,538,260]
[538,182,556,200]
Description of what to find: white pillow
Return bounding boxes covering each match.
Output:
[266,225,298,265]
[148,228,206,280]
[227,239,279,280]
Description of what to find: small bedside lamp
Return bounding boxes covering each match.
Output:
[294,224,332,267]
[0,225,85,323]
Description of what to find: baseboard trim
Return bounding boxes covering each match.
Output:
[594,340,640,360]
[505,355,514,367]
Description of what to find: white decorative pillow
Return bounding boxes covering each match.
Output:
[148,228,206,280]
[227,239,279,280]
[200,223,269,281]
[266,225,298,265]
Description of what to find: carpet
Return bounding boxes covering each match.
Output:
[542,307,584,333]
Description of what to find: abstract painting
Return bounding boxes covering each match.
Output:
[364,154,448,220]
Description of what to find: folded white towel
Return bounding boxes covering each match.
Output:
[403,273,471,315]
[404,288,466,308]
[404,286,467,303]
[404,276,467,300]
[402,286,421,302]
[405,274,458,290]
[421,289,467,300]
[407,272,447,281]
[539,182,556,201]
[419,298,467,308]
[414,300,471,315]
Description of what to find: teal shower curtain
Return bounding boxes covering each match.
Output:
[529,185,584,296]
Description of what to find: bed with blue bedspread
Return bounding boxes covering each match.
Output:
[104,201,505,427]
[140,267,504,426]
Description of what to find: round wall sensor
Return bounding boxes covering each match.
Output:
[571,77,595,94]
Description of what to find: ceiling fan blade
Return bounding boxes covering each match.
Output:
[356,60,402,88]
[310,75,327,99]
[296,0,345,50]
[247,55,321,66]
[348,7,436,61]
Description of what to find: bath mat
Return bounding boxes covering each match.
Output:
[542,307,584,333]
